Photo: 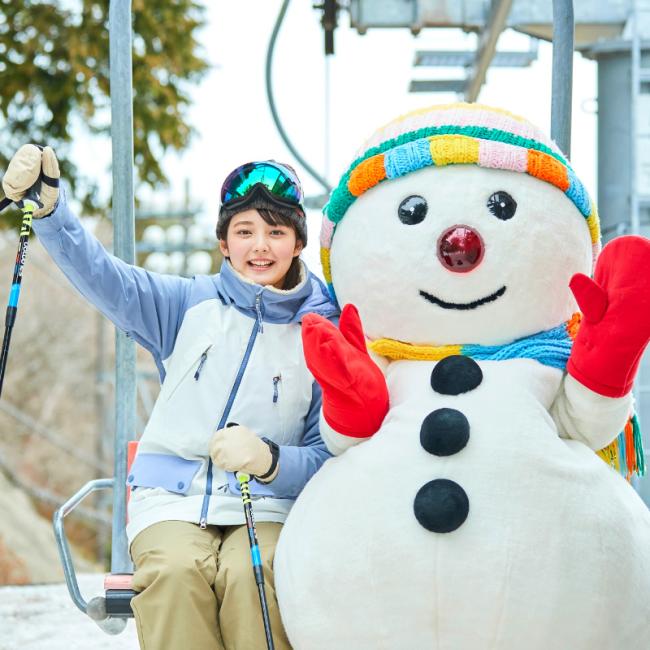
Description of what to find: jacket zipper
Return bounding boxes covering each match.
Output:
[272,375,281,403]
[199,292,264,528]
[255,292,264,333]
[193,345,212,381]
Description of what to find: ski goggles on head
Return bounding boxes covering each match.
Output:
[220,161,304,210]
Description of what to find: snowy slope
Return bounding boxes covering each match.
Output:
[0,574,138,650]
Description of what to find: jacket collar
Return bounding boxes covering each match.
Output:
[214,259,338,324]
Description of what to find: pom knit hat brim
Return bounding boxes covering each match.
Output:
[320,103,600,300]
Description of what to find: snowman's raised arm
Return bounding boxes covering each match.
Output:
[302,305,389,451]
[565,237,650,399]
[550,374,633,450]
[317,413,364,455]
[368,348,390,373]
[317,348,389,455]
[551,235,650,449]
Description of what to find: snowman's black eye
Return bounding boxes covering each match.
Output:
[487,191,516,220]
[398,195,428,225]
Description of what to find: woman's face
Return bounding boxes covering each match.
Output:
[220,208,303,288]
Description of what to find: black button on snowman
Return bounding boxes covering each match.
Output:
[414,355,482,533]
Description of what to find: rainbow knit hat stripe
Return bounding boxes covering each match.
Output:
[321,103,601,295]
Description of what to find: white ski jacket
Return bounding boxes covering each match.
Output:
[33,188,339,544]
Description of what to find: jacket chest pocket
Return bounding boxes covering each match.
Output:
[163,336,214,402]
[269,366,312,445]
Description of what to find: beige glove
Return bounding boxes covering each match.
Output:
[209,425,277,480]
[2,144,60,218]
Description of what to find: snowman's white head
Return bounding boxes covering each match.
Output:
[321,104,600,345]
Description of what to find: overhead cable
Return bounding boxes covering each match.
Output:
[266,0,332,194]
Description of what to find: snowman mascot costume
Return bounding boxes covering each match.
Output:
[275,104,650,649]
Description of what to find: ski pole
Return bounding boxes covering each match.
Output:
[236,470,275,650]
[0,186,40,398]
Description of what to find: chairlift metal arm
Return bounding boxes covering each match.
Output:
[53,478,114,615]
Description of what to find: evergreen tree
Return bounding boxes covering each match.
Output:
[0,0,209,216]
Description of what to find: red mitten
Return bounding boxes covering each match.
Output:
[302,304,389,438]
[567,235,650,397]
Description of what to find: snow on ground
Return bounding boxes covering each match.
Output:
[0,574,139,650]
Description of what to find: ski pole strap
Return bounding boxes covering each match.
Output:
[0,196,42,213]
[0,172,45,214]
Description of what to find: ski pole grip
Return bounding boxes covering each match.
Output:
[236,471,251,484]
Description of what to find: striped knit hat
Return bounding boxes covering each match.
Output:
[321,103,601,299]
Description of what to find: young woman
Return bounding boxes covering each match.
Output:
[2,146,339,649]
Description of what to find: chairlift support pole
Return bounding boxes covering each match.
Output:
[630,0,642,238]
[109,0,137,574]
[551,0,575,157]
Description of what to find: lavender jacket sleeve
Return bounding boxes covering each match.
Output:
[32,187,191,373]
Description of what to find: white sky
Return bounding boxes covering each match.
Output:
[71,1,598,275]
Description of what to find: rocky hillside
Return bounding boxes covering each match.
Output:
[0,219,158,584]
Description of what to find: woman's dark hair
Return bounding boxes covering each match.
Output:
[217,198,306,290]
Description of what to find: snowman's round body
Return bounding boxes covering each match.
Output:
[275,114,650,648]
[276,357,650,649]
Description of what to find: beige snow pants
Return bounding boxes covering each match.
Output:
[130,520,291,650]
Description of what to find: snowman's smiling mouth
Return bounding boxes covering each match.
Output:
[419,286,507,310]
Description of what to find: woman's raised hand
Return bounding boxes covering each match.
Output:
[2,144,60,217]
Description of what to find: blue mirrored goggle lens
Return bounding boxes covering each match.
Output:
[221,162,303,205]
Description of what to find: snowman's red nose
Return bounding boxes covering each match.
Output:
[437,225,484,273]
